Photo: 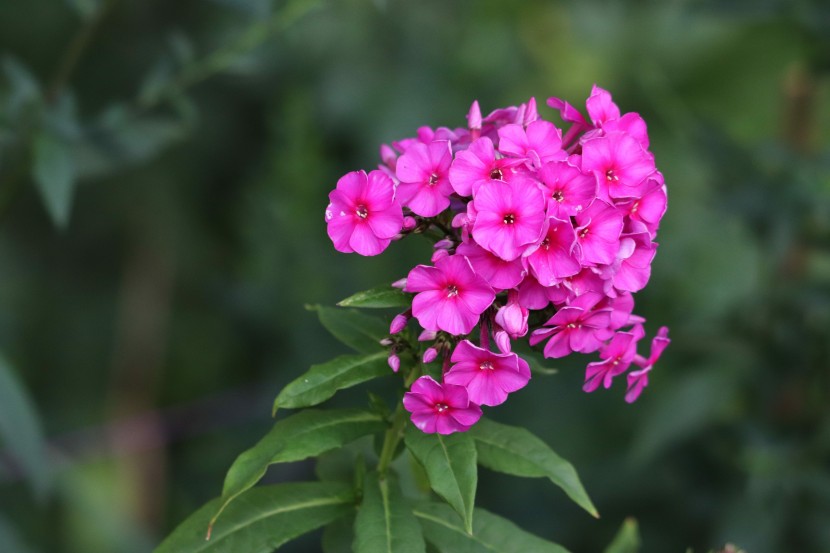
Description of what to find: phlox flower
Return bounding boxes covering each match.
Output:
[583,327,644,393]
[497,120,566,169]
[403,376,482,434]
[529,292,612,358]
[395,140,454,217]
[626,326,670,403]
[448,136,523,197]
[325,170,404,256]
[574,199,624,266]
[581,132,655,200]
[456,240,525,291]
[609,232,657,293]
[444,340,531,406]
[405,255,495,336]
[622,176,667,237]
[494,291,529,338]
[524,216,581,286]
[537,158,597,219]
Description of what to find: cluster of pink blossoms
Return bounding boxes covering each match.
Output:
[325,86,670,434]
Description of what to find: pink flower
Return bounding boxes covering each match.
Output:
[574,200,624,266]
[626,326,670,403]
[524,216,581,286]
[395,140,454,217]
[444,340,531,406]
[581,132,655,200]
[497,120,566,169]
[325,170,404,256]
[405,255,495,335]
[494,291,529,338]
[403,376,482,434]
[448,137,523,197]
[537,159,597,219]
[456,240,525,291]
[610,232,657,293]
[623,177,667,237]
[583,327,643,393]
[585,85,621,126]
[529,292,612,358]
[472,177,547,261]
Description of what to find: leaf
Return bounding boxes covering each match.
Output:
[215,409,384,527]
[603,518,640,553]
[0,355,50,499]
[273,351,389,413]
[32,131,76,228]
[322,513,355,553]
[155,481,354,553]
[0,513,36,553]
[413,502,571,553]
[468,418,597,518]
[309,305,389,353]
[338,285,412,309]
[404,424,477,534]
[354,471,426,553]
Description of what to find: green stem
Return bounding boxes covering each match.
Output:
[377,361,421,477]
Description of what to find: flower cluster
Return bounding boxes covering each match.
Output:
[325,86,670,434]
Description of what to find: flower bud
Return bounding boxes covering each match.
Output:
[388,352,400,373]
[379,338,394,346]
[494,329,512,354]
[391,277,407,289]
[402,216,417,231]
[422,347,438,364]
[495,292,529,338]
[389,310,411,334]
[431,249,449,263]
[418,329,438,342]
[467,100,482,131]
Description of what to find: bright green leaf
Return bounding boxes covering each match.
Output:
[338,286,412,309]
[155,482,354,553]
[273,351,389,413]
[469,418,597,518]
[603,518,640,553]
[414,502,571,553]
[310,305,389,353]
[0,355,50,499]
[354,471,426,553]
[32,131,76,228]
[404,424,477,534]
[215,409,384,526]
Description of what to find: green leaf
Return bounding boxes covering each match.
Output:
[32,131,76,228]
[155,481,354,553]
[338,285,412,308]
[603,518,640,553]
[322,513,355,553]
[0,355,50,499]
[469,418,597,518]
[413,502,571,553]
[404,424,477,534]
[354,471,426,553]
[214,409,384,527]
[0,513,36,553]
[309,305,389,353]
[273,351,389,413]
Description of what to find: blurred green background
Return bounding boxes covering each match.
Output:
[1,0,829,552]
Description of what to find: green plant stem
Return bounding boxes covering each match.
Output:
[377,361,421,477]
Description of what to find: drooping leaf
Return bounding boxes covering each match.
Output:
[404,424,477,534]
[338,285,412,309]
[273,351,389,413]
[322,513,355,553]
[603,518,640,553]
[32,131,76,228]
[413,502,571,553]
[354,471,426,553]
[468,418,597,518]
[215,409,384,526]
[155,482,354,553]
[0,355,50,499]
[309,305,389,353]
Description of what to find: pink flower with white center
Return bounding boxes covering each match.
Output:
[326,170,404,256]
[582,132,655,200]
[472,177,547,262]
[403,376,482,434]
[497,120,567,169]
[623,177,667,237]
[574,199,624,266]
[626,326,670,403]
[494,291,529,338]
[583,327,644,393]
[529,292,612,358]
[444,340,531,406]
[456,240,525,291]
[395,140,454,217]
[524,216,581,286]
[405,255,495,336]
[448,137,523,197]
[537,159,597,219]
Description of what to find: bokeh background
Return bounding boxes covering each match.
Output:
[1,0,829,552]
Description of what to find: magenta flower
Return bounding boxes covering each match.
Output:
[574,199,624,266]
[395,140,454,217]
[585,85,621,126]
[497,120,566,169]
[448,136,523,197]
[456,240,525,291]
[405,255,495,335]
[472,177,547,261]
[494,291,529,338]
[524,216,581,286]
[581,132,655,200]
[444,340,531,406]
[609,232,657,293]
[537,159,597,219]
[583,328,643,393]
[529,292,612,358]
[403,376,482,434]
[626,326,670,403]
[325,170,404,256]
[623,177,667,237]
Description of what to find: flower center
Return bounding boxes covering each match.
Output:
[631,200,639,214]
[579,227,589,238]
[552,190,564,202]
[541,237,550,250]
[503,213,516,225]
[479,361,494,371]
[428,173,439,186]
[435,403,449,413]
[606,169,619,182]
[446,284,459,298]
[490,168,503,180]
[355,205,369,219]
[566,322,581,329]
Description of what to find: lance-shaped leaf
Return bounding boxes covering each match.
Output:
[413,502,571,553]
[354,471,426,553]
[33,131,76,229]
[310,305,389,353]
[468,418,597,518]
[404,424,477,534]
[155,481,355,553]
[338,285,412,308]
[274,351,388,413]
[603,518,640,553]
[214,409,384,528]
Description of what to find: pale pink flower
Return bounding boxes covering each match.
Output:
[444,340,530,406]
[472,177,547,261]
[326,170,404,256]
[395,140,454,217]
[626,327,670,403]
[403,376,482,434]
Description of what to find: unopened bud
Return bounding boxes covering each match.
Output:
[402,216,417,231]
[388,352,400,373]
[379,338,394,346]
[389,311,411,334]
[422,347,438,364]
[467,100,482,131]
[391,278,407,289]
[418,330,438,342]
[494,330,512,354]
[431,249,449,263]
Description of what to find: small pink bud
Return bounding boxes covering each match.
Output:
[494,329,512,354]
[494,292,529,338]
[380,144,397,168]
[422,347,438,364]
[389,311,411,334]
[388,352,400,373]
[402,216,417,231]
[379,338,394,346]
[434,238,454,250]
[467,100,482,130]
[391,278,407,289]
[431,249,449,263]
[418,330,438,342]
